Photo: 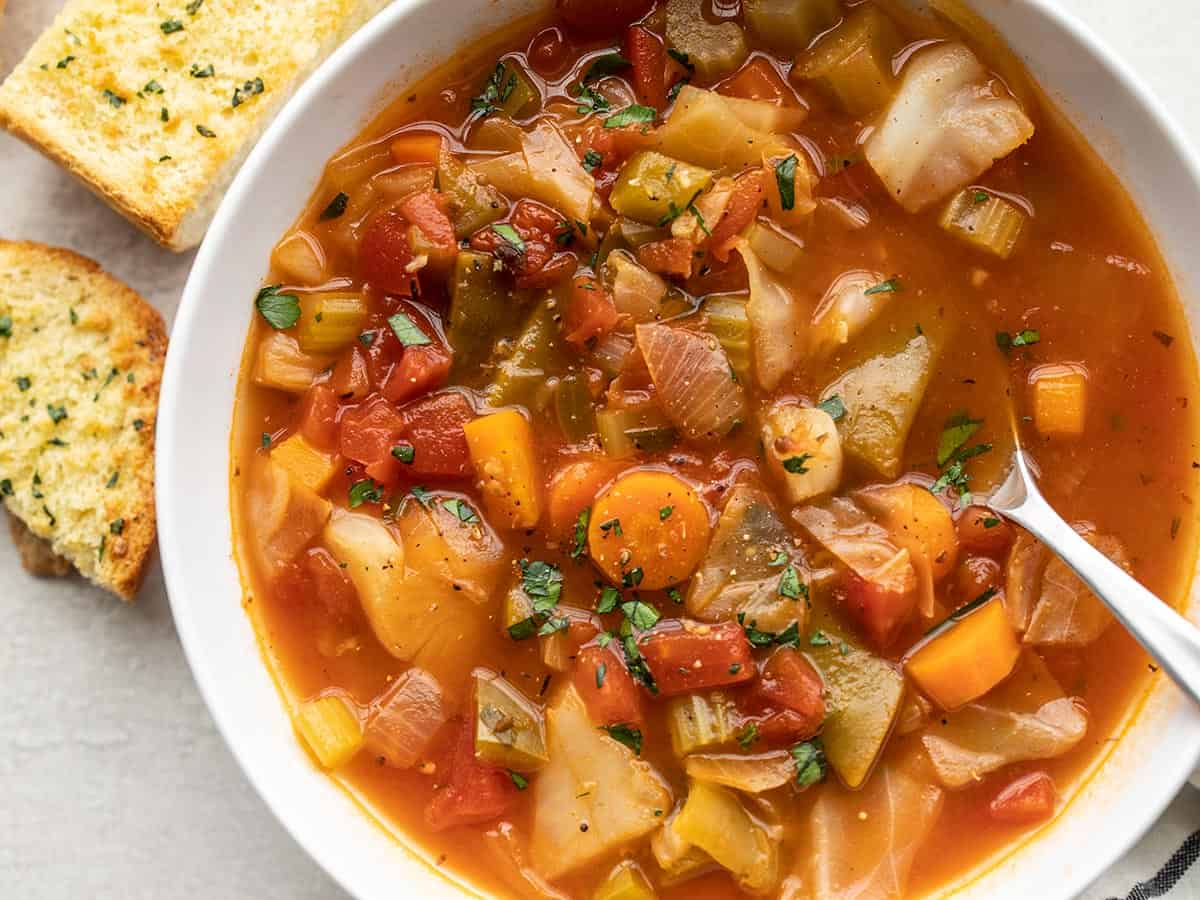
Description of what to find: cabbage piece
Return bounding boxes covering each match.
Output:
[920,650,1088,788]
[651,804,716,885]
[657,86,793,172]
[684,750,796,793]
[673,780,780,894]
[530,685,672,879]
[636,323,747,441]
[820,334,937,479]
[865,43,1034,212]
[735,239,807,390]
[1004,525,1130,646]
[687,485,806,634]
[793,497,916,594]
[470,120,595,222]
[808,628,905,789]
[363,667,447,769]
[395,495,506,606]
[606,250,667,323]
[808,270,890,358]
[246,459,331,574]
[804,755,944,900]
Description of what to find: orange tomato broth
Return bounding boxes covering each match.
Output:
[230,1,1200,897]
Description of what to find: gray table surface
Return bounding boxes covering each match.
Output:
[2,1,1200,898]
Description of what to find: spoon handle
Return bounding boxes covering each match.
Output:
[993,452,1200,707]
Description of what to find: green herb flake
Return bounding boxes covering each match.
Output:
[391,443,415,464]
[982,517,1001,529]
[261,432,271,448]
[768,550,788,567]
[190,63,214,79]
[471,62,518,117]
[56,56,76,69]
[604,104,656,129]
[659,505,674,521]
[255,285,300,330]
[817,395,846,421]
[864,278,901,295]
[507,618,538,641]
[791,739,827,788]
[508,770,529,790]
[102,90,126,108]
[16,376,31,392]
[538,616,570,636]
[937,413,983,467]
[410,485,434,507]
[47,404,67,424]
[442,498,480,525]
[782,454,812,474]
[320,192,350,221]
[106,471,119,489]
[621,599,660,631]
[232,77,265,108]
[387,312,432,347]
[0,479,11,496]
[0,315,11,338]
[582,52,631,83]
[520,559,564,615]
[348,479,384,508]
[110,518,126,535]
[667,587,683,605]
[775,154,798,211]
[599,517,623,537]
[196,124,216,138]
[622,567,644,589]
[160,19,184,34]
[779,565,803,600]
[737,723,760,749]
[809,630,832,647]
[603,724,643,755]
[582,150,604,173]
[571,507,590,559]
[187,0,205,13]
[596,585,621,614]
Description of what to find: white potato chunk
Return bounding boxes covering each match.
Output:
[762,404,843,503]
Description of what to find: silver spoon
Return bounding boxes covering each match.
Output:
[989,449,1200,706]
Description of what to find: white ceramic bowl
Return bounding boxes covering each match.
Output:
[156,1,1200,897]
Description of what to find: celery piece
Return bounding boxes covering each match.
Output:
[665,0,750,80]
[940,189,1027,258]
[500,60,540,118]
[296,292,368,354]
[610,151,714,226]
[294,694,363,769]
[743,0,841,53]
[667,691,737,756]
[486,297,569,411]
[448,250,522,376]
[596,399,677,458]
[672,780,779,894]
[555,373,598,442]
[473,668,549,771]
[438,149,508,237]
[795,6,904,115]
[745,219,804,273]
[594,861,658,900]
[703,296,752,383]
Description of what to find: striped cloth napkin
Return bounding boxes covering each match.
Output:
[1089,787,1200,898]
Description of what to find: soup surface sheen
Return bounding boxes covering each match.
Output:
[232,2,1200,897]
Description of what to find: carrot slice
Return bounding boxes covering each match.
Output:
[389,131,443,165]
[904,598,1020,710]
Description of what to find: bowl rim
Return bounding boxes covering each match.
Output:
[156,1,1200,898]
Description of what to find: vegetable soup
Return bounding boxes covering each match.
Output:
[231,1,1200,897]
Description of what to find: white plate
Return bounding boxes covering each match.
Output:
[156,1,1200,897]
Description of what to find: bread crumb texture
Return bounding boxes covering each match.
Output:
[0,241,166,600]
[0,0,390,250]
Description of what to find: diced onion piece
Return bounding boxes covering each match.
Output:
[940,188,1027,258]
[667,691,737,756]
[703,296,753,383]
[684,751,795,793]
[296,292,368,354]
[590,331,637,378]
[657,86,792,172]
[1030,363,1088,437]
[473,667,549,772]
[745,219,804,274]
[254,332,332,394]
[865,43,1034,212]
[673,780,779,895]
[294,693,363,769]
[611,150,715,226]
[636,323,746,441]
[270,432,337,493]
[821,334,937,478]
[594,861,657,900]
[794,498,916,592]
[905,599,1020,710]
[370,163,437,200]
[364,668,447,768]
[720,94,808,134]
[530,686,671,879]
[743,0,841,53]
[323,510,411,653]
[762,403,843,504]
[665,0,750,80]
[245,458,331,574]
[808,269,889,358]
[794,5,904,115]
[651,805,715,885]
[734,239,806,390]
[606,250,667,323]
[272,230,328,285]
[522,120,595,223]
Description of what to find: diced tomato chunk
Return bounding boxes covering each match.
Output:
[470,199,577,288]
[577,122,658,194]
[360,209,419,296]
[397,391,475,479]
[330,344,371,401]
[574,645,644,727]
[710,170,766,262]
[556,0,654,36]
[339,396,406,484]
[425,721,517,831]
[957,506,1016,557]
[754,647,825,733]
[636,238,694,279]
[955,555,1004,604]
[718,57,793,103]
[304,547,359,619]
[400,189,457,261]
[299,382,341,451]
[842,571,919,649]
[381,343,453,405]
[638,620,755,696]
[626,26,667,111]
[988,771,1057,825]
[564,274,620,346]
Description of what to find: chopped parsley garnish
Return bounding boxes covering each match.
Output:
[387,312,432,347]
[261,432,271,448]
[659,505,673,520]
[809,630,832,647]
[738,613,801,648]
[596,586,621,614]
[442,498,480,525]
[106,472,119,489]
[358,331,375,347]
[582,52,631,82]
[792,739,827,787]
[143,80,163,94]
[16,376,30,392]
[775,154,798,211]
[768,550,788,567]
[667,587,683,605]
[995,329,1041,352]
[817,395,846,421]
[983,516,1001,529]
[0,479,11,496]
[508,771,529,790]
[160,19,184,34]
[973,190,990,203]
[57,56,76,69]
[595,663,607,688]
[348,479,384,508]
[490,223,525,254]
[196,124,216,138]
[521,559,564,614]
[507,618,538,641]
[622,567,644,588]
[931,412,992,503]
[110,518,126,535]
[582,150,604,173]
[936,413,982,467]
[573,83,610,115]
[782,454,812,474]
[410,485,434,507]
[391,443,415,464]
[538,616,570,636]
[599,517,623,537]
[102,90,126,108]
[232,77,265,108]
[254,284,300,329]
[161,108,170,123]
[571,507,590,559]
[864,277,902,295]
[667,48,695,71]
[471,61,518,117]
[603,724,643,755]
[737,723,759,749]
[621,599,660,631]
[0,315,11,338]
[187,0,205,13]
[604,104,656,129]
[47,404,67,424]
[779,565,804,601]
[319,192,350,221]
[190,63,214,78]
